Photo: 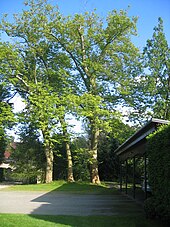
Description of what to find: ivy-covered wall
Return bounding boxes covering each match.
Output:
[145,124,170,221]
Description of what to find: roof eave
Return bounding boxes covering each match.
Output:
[114,118,170,156]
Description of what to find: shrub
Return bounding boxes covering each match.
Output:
[146,124,170,221]
[144,197,157,219]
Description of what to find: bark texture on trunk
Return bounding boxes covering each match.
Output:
[59,115,74,182]
[42,130,54,184]
[90,125,100,184]
[45,146,54,183]
[66,141,74,182]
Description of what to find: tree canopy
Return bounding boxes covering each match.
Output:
[0,79,15,163]
[0,0,169,184]
[132,18,170,122]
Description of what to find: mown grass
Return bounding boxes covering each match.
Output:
[4,180,66,192]
[3,181,118,194]
[0,214,166,227]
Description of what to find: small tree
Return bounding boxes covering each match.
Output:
[142,18,170,120]
[10,124,46,183]
[52,133,67,180]
[71,136,90,181]
[98,133,119,181]
[98,119,135,181]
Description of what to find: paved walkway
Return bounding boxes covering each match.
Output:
[0,182,15,189]
[0,189,144,216]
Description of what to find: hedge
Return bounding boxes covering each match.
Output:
[144,124,170,222]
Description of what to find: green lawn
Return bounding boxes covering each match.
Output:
[4,180,68,192]
[0,214,166,227]
[4,181,118,194]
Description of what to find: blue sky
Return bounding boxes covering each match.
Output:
[0,0,170,49]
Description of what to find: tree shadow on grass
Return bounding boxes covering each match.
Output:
[28,214,167,227]
[50,182,120,194]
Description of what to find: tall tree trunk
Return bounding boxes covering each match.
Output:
[90,124,100,184]
[45,145,53,183]
[59,116,74,182]
[65,141,74,182]
[42,130,54,183]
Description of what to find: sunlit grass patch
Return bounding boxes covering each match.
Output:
[2,181,118,194]
[0,214,165,227]
[3,180,66,192]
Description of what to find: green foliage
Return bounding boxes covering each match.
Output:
[73,148,90,181]
[52,134,67,180]
[10,125,46,184]
[71,136,90,181]
[146,124,170,221]
[0,127,7,164]
[45,4,141,182]
[26,83,62,144]
[46,5,141,126]
[98,132,119,181]
[97,119,135,181]
[144,197,157,219]
[0,83,15,129]
[0,0,76,182]
[0,0,143,183]
[108,118,136,145]
[142,18,170,120]
[0,82,14,164]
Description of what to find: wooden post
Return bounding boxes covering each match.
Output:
[0,168,4,182]
[133,156,136,199]
[144,154,148,199]
[120,162,122,192]
[125,159,128,194]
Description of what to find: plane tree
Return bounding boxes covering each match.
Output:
[0,1,74,182]
[45,7,141,183]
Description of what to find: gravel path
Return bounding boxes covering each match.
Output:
[0,182,15,189]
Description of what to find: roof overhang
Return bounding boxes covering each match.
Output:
[114,118,170,161]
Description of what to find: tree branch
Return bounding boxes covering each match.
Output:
[49,32,90,90]
[77,26,92,78]
[6,91,17,103]
[15,74,30,90]
[99,25,131,59]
